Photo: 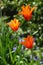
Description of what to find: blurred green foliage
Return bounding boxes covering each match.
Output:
[0,0,43,65]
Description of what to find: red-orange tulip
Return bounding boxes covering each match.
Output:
[7,19,20,31]
[20,35,34,49]
[19,5,36,20]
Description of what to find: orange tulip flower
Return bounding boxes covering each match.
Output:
[18,5,36,20]
[20,35,34,49]
[7,19,20,31]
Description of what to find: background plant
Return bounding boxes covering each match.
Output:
[0,0,43,65]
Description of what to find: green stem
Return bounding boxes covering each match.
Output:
[31,49,34,65]
[0,40,7,65]
[9,47,14,65]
